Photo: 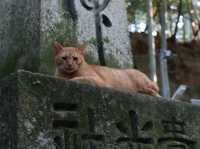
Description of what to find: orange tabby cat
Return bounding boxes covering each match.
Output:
[53,41,159,96]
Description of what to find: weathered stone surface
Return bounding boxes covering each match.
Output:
[0,70,200,149]
[0,0,41,78]
[0,0,132,78]
[75,0,132,67]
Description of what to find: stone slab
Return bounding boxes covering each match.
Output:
[0,70,200,149]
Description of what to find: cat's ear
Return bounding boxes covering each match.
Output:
[78,43,87,55]
[53,41,63,55]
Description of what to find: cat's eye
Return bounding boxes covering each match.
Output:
[62,57,67,60]
[73,57,78,61]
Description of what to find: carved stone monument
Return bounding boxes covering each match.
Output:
[0,0,132,78]
[0,70,200,149]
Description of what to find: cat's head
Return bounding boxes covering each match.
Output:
[53,41,86,74]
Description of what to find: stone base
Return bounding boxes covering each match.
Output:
[0,70,200,149]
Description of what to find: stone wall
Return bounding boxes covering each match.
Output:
[0,70,200,149]
[0,0,132,79]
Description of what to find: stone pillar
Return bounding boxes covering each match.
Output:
[0,0,41,77]
[0,0,132,78]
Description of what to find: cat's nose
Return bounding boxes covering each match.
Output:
[68,64,73,68]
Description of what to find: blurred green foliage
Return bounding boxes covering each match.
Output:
[126,0,195,23]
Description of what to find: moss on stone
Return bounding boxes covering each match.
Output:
[0,12,40,78]
[105,52,132,68]
[105,53,121,68]
[87,36,110,46]
[0,16,24,77]
[0,55,18,78]
[84,51,99,65]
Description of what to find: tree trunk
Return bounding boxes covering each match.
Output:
[188,0,200,39]
[158,0,171,98]
[173,0,182,38]
[146,0,157,83]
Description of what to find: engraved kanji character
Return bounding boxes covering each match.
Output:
[158,117,196,149]
[116,110,154,149]
[81,108,105,149]
[52,102,80,149]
